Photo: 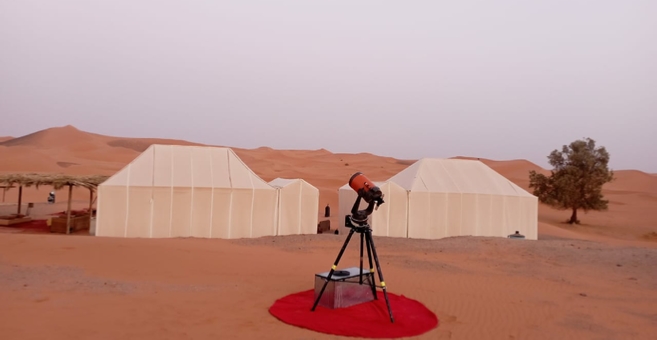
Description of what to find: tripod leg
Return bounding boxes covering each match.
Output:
[311,228,355,311]
[366,230,394,323]
[359,232,364,284]
[365,234,377,300]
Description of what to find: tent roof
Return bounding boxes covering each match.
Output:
[387,158,535,196]
[269,178,299,188]
[101,144,273,189]
[269,178,318,191]
[339,181,385,190]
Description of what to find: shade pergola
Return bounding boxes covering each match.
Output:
[0,173,109,234]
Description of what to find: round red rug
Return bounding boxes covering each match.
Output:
[269,289,438,338]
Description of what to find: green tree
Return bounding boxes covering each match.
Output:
[529,138,614,224]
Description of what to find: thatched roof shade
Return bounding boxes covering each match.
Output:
[0,173,109,190]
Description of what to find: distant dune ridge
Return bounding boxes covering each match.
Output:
[0,125,656,241]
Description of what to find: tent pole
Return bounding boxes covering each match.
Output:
[66,185,73,234]
[17,186,23,215]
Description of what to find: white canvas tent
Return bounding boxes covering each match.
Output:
[269,178,319,235]
[96,145,278,239]
[337,181,408,237]
[387,158,538,240]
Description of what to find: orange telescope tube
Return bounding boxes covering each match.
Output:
[349,172,384,206]
[349,172,375,194]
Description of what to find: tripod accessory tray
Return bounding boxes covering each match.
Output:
[314,266,375,309]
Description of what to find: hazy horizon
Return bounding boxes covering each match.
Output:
[1,1,655,172]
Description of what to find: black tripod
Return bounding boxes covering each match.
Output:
[311,194,394,323]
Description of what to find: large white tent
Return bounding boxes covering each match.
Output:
[386,158,538,240]
[337,181,408,237]
[268,178,319,236]
[96,145,278,239]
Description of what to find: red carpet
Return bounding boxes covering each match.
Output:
[269,289,438,338]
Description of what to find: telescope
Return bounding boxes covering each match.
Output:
[347,172,385,226]
[312,171,394,323]
[349,172,384,207]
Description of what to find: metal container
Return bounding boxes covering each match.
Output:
[314,266,376,309]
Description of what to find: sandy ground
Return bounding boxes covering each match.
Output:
[1,232,656,340]
[1,125,657,339]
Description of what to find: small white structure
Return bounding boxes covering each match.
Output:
[268,178,319,236]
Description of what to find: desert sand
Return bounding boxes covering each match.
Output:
[1,125,656,339]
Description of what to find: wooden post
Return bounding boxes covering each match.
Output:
[17,186,23,215]
[66,185,73,234]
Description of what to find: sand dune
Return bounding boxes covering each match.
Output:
[0,125,106,150]
[0,126,206,175]
[0,126,211,213]
[605,170,657,194]
[1,125,656,339]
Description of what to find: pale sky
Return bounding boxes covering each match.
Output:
[1,1,655,172]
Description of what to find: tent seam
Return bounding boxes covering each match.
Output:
[386,184,391,237]
[169,145,174,237]
[149,146,155,238]
[189,151,194,237]
[209,149,214,238]
[298,181,302,234]
[406,190,410,238]
[438,160,461,192]
[227,150,232,238]
[249,165,255,238]
[124,163,131,237]
[275,187,281,235]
